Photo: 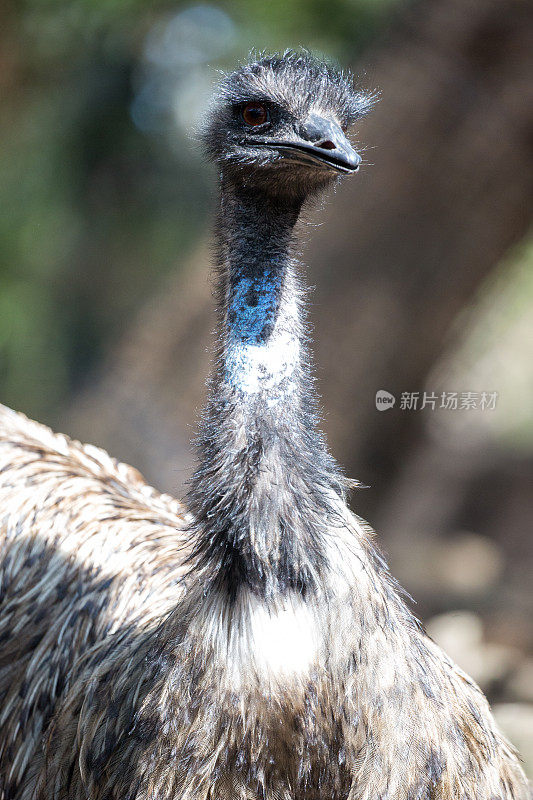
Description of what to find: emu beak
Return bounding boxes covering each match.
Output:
[266,113,361,174]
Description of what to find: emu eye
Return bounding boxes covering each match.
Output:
[242,103,268,127]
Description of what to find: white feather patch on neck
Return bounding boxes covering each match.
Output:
[224,289,300,400]
[226,331,299,397]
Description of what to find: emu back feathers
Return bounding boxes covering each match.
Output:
[0,403,529,800]
[0,404,188,797]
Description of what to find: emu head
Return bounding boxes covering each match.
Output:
[201,51,373,200]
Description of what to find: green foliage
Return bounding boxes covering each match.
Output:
[227,0,399,57]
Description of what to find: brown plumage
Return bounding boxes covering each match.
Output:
[0,52,530,800]
[0,405,189,795]
[0,404,528,799]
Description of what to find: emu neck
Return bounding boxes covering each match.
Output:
[188,182,343,599]
[220,187,301,399]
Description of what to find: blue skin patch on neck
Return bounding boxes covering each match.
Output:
[227,266,283,344]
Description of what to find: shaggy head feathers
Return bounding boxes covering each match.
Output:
[200,50,373,195]
[212,51,371,126]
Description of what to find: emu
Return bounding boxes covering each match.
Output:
[0,52,529,800]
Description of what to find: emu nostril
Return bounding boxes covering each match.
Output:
[317,140,336,150]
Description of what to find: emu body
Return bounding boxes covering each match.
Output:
[0,52,530,800]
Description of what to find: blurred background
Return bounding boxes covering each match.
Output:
[1,0,532,770]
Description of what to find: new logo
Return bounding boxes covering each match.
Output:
[375,390,396,411]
